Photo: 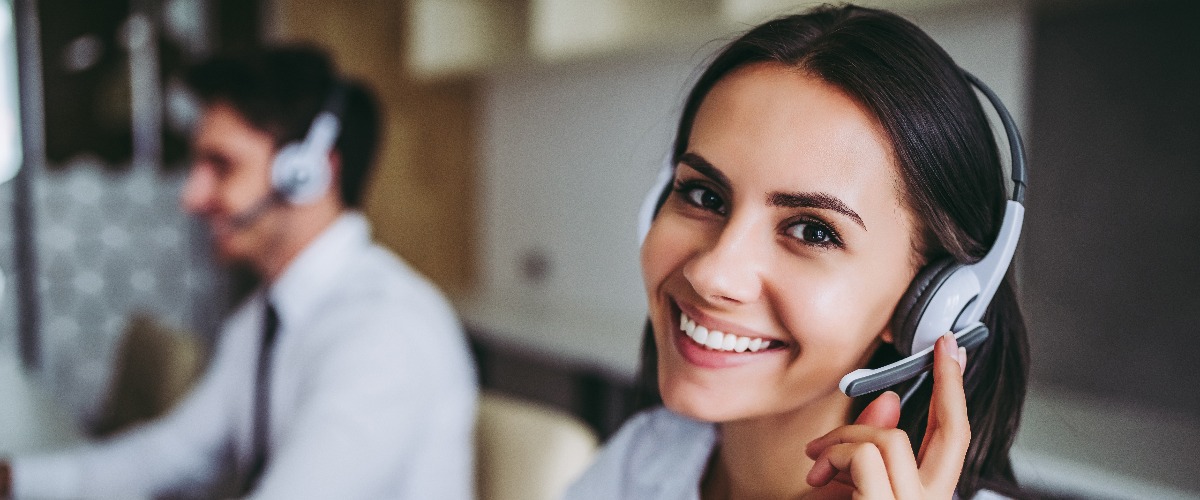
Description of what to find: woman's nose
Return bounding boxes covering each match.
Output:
[682,220,766,305]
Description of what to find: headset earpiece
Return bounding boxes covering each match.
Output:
[891,259,984,357]
[271,140,332,204]
[636,155,677,246]
[270,83,346,205]
[890,257,960,355]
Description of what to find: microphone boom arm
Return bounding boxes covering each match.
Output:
[840,322,988,397]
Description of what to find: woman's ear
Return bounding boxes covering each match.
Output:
[880,327,895,345]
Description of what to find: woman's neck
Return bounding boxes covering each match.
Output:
[702,390,856,500]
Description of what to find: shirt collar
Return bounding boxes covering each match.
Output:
[267,211,371,330]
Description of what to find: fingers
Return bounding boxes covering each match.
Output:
[804,338,970,498]
[854,390,901,428]
[807,442,895,498]
[807,391,901,462]
[916,333,972,491]
[807,391,916,497]
[806,423,921,497]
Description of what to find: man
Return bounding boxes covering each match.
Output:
[0,46,477,499]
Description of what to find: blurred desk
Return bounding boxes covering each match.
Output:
[0,354,83,455]
[456,292,645,385]
[1013,386,1200,499]
[456,292,646,437]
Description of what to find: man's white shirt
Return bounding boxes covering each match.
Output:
[13,212,479,499]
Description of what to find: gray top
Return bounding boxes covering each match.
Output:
[565,406,1008,500]
[565,406,715,500]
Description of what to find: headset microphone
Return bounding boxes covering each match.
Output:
[636,70,1027,400]
[226,192,283,229]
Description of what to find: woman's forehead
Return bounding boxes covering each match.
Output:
[686,62,904,216]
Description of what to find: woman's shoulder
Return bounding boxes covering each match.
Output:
[564,406,717,500]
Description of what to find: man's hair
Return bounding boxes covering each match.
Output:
[184,45,380,208]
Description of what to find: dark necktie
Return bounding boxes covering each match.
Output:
[241,300,279,494]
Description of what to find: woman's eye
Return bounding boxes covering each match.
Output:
[788,221,836,245]
[676,183,727,215]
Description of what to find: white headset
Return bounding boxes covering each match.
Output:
[271,83,345,204]
[637,70,1027,398]
[229,83,346,228]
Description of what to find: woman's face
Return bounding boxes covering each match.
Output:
[641,63,922,423]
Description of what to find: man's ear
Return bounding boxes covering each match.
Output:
[325,151,343,198]
[327,150,342,181]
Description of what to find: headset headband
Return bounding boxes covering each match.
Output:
[960,70,1027,204]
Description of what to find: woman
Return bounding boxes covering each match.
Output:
[566,5,1029,499]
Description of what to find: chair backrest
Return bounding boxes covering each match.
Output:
[476,392,599,500]
[91,314,204,436]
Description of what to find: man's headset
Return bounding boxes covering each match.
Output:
[229,82,347,228]
[637,70,1027,399]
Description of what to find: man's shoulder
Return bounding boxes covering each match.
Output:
[342,242,447,303]
[307,241,465,345]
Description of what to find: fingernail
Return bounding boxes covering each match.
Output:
[957,346,967,374]
[941,332,958,358]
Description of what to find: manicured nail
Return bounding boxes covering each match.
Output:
[941,332,958,358]
[957,346,967,374]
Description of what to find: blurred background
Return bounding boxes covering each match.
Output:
[0,0,1196,498]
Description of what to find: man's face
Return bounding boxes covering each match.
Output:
[181,102,284,265]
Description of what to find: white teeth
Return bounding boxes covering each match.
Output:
[704,330,724,349]
[679,312,774,353]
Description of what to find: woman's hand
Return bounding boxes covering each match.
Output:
[805,333,970,499]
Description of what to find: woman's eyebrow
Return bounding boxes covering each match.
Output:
[679,152,731,188]
[768,191,866,230]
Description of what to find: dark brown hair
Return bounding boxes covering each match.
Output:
[635,4,1030,497]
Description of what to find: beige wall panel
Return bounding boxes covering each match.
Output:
[267,0,478,295]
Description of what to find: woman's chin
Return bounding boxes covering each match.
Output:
[659,382,766,423]
[659,374,847,425]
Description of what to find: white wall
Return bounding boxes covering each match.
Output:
[477,49,704,315]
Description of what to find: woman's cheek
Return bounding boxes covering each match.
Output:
[639,232,662,294]
[641,215,695,295]
[779,280,879,363]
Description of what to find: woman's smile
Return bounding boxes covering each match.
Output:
[670,300,791,369]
